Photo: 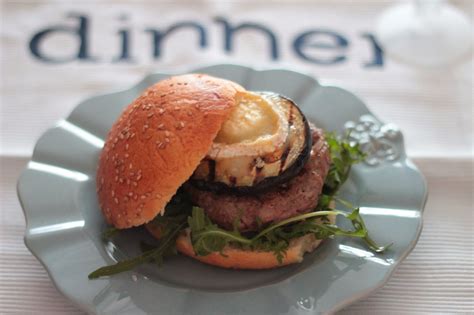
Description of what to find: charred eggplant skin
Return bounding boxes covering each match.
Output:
[190,95,312,195]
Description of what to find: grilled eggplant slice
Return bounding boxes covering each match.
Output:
[191,92,311,194]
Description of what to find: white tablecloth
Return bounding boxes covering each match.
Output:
[1,0,472,313]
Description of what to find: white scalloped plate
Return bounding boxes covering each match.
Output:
[17,64,427,314]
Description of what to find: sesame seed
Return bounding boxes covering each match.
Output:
[129,163,133,169]
[187,111,193,116]
[124,196,129,202]
[125,144,129,150]
[176,121,185,130]
[111,190,115,197]
[128,192,133,197]
[124,153,129,158]
[132,181,138,187]
[157,123,165,130]
[164,130,170,137]
[158,142,166,149]
[100,177,104,184]
[141,195,146,200]
[119,133,124,139]
[174,106,179,110]
[137,174,142,180]
[126,179,130,185]
[164,137,170,143]
[105,208,110,213]
[117,213,122,218]
[114,198,119,204]
[133,194,138,200]
[114,137,118,143]
[147,113,154,118]
[119,178,124,183]
[158,108,165,115]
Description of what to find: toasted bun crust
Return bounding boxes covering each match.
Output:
[97,74,244,228]
[146,215,335,269]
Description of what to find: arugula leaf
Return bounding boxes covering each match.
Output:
[144,189,193,239]
[188,207,251,256]
[187,206,390,262]
[88,221,186,279]
[88,191,192,278]
[323,132,365,196]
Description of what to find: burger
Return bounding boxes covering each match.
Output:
[90,74,387,278]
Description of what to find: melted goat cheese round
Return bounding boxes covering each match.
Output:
[215,92,279,144]
[208,91,288,159]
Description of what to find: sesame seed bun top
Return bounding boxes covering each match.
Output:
[96,74,244,229]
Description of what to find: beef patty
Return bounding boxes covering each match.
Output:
[186,127,331,232]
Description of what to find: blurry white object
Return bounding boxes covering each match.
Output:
[376,0,472,68]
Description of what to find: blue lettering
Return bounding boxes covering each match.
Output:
[361,33,384,67]
[293,29,348,65]
[29,13,97,63]
[114,15,134,62]
[145,22,207,58]
[214,17,279,60]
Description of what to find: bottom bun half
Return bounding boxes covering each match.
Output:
[146,214,335,269]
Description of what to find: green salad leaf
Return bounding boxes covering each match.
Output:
[88,220,186,279]
[88,191,191,279]
[187,204,390,264]
[323,132,366,196]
